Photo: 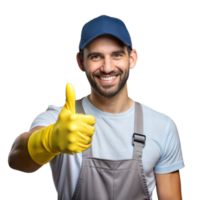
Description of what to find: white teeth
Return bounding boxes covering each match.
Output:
[101,76,116,81]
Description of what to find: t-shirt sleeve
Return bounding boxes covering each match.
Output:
[29,105,61,131]
[154,117,185,174]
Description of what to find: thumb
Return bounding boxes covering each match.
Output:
[65,83,76,114]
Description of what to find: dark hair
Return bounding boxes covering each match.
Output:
[79,46,132,60]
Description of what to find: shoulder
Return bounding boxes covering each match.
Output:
[40,105,63,121]
[33,105,63,117]
[29,105,63,130]
[46,105,63,114]
[141,103,173,132]
[140,102,179,156]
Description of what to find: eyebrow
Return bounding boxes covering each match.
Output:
[87,50,126,59]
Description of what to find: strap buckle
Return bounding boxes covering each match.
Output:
[132,133,146,147]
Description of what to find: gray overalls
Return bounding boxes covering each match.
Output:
[72,99,150,200]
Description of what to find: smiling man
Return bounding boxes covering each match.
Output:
[74,15,185,200]
[77,33,134,115]
[8,15,184,200]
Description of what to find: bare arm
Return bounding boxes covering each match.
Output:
[8,126,45,173]
[155,170,182,200]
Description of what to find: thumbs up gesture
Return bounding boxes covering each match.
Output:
[51,83,96,155]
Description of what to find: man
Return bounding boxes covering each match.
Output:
[8,15,184,200]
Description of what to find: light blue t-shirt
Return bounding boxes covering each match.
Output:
[30,96,185,200]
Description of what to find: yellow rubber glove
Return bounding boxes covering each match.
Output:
[28,83,96,165]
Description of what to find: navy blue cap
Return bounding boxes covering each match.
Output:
[79,15,132,51]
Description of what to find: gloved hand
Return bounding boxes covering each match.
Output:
[28,83,96,165]
[51,83,95,154]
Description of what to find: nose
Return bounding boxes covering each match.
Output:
[100,56,115,73]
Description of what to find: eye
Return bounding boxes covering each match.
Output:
[91,56,99,59]
[115,54,121,57]
[90,53,122,60]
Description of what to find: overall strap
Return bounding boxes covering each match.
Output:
[132,102,146,159]
[75,98,93,157]
[75,98,85,115]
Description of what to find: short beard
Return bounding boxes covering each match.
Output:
[83,67,131,98]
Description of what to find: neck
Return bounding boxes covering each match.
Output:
[88,83,134,114]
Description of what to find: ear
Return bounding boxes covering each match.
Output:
[129,49,138,69]
[76,52,85,71]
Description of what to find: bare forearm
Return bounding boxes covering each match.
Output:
[8,127,44,173]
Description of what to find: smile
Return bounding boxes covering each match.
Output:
[97,75,118,84]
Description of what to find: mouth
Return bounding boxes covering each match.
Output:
[97,75,118,84]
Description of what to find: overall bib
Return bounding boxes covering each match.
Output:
[72,99,150,200]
